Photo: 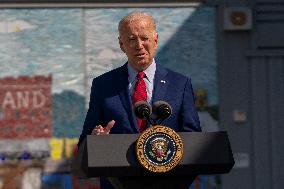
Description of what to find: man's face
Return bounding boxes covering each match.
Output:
[119,18,158,71]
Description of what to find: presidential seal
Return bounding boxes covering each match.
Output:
[136,125,183,173]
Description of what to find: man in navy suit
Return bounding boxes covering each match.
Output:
[78,11,201,188]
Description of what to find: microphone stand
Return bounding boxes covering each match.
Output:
[147,117,165,127]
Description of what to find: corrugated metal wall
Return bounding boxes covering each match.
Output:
[249,56,284,189]
[218,0,284,188]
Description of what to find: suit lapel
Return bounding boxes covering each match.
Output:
[152,64,169,104]
[114,63,169,132]
[115,63,139,132]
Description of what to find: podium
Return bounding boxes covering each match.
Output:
[72,131,234,189]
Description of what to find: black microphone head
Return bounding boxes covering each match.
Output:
[153,101,172,120]
[134,101,152,119]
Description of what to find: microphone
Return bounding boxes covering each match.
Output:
[152,101,172,121]
[134,101,152,120]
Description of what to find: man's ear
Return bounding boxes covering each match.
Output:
[118,37,126,53]
[154,33,159,49]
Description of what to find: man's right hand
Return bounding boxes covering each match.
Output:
[91,120,115,135]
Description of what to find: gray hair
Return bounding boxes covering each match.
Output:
[118,11,157,36]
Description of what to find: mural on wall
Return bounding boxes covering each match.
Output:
[0,9,86,138]
[0,75,52,139]
[0,7,219,189]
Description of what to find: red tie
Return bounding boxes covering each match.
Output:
[132,71,147,132]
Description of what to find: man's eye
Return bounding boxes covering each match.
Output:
[141,37,149,41]
[128,35,136,40]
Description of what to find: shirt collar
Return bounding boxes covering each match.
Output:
[127,59,156,83]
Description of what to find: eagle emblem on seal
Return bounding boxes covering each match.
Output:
[149,137,171,161]
[136,125,183,173]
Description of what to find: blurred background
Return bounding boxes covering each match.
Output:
[0,0,283,189]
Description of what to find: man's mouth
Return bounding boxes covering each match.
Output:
[135,53,146,58]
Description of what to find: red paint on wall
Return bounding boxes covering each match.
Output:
[0,75,52,139]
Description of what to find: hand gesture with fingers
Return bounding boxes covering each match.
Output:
[91,120,115,135]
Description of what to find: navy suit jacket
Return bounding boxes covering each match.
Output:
[78,63,201,146]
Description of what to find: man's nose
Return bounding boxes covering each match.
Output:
[135,38,143,49]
